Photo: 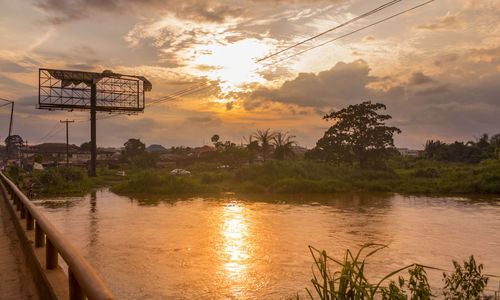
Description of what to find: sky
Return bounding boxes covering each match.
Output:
[0,0,499,149]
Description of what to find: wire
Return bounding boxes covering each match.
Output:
[256,0,402,62]
[35,122,62,143]
[0,97,13,103]
[149,82,207,105]
[263,0,435,67]
[95,83,216,122]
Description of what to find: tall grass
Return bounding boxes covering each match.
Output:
[299,244,494,300]
[111,170,219,195]
[109,159,500,196]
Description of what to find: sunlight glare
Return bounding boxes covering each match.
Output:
[193,39,273,92]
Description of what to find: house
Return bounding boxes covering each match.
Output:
[146,144,168,152]
[397,148,421,156]
[30,143,79,167]
[191,145,216,158]
[24,143,123,169]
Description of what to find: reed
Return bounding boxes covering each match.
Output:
[301,244,493,300]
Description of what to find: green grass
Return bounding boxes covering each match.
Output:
[298,244,493,300]
[16,158,500,196]
[111,170,219,195]
[109,158,500,196]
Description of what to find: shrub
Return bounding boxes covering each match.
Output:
[442,255,489,300]
[413,168,440,178]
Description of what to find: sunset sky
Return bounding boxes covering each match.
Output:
[0,0,499,149]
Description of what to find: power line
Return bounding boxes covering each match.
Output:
[263,0,435,67]
[36,122,61,143]
[256,0,402,62]
[95,83,216,122]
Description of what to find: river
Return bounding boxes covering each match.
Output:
[34,189,500,299]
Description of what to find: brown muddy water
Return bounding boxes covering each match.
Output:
[35,189,500,299]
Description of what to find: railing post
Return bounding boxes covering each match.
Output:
[21,204,26,219]
[35,223,45,247]
[26,210,34,230]
[16,194,21,211]
[69,268,85,300]
[46,238,58,269]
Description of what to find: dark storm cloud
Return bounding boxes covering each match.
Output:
[239,57,500,148]
[186,114,222,125]
[34,0,346,27]
[408,72,434,85]
[469,45,500,62]
[434,53,459,67]
[0,60,32,73]
[246,60,375,109]
[180,3,246,23]
[33,0,249,24]
[0,75,34,90]
[414,84,450,96]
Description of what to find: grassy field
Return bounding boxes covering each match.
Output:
[111,158,500,196]
[8,156,499,197]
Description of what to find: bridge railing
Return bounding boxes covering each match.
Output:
[0,172,115,300]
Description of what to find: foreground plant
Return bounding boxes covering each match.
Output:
[306,243,415,299]
[442,255,489,300]
[300,244,493,300]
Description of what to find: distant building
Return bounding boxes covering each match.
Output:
[397,148,421,156]
[22,143,122,169]
[191,145,216,157]
[146,144,168,152]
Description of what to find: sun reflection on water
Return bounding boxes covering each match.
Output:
[220,200,252,293]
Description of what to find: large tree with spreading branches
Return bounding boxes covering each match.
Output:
[308,101,401,168]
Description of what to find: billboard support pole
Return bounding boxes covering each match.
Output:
[90,82,97,177]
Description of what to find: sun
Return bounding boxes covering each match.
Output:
[191,38,275,92]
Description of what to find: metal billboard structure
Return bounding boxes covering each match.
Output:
[38,68,152,176]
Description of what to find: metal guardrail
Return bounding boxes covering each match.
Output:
[0,172,115,300]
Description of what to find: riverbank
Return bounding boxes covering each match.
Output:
[111,158,500,196]
[5,166,122,197]
[8,158,499,197]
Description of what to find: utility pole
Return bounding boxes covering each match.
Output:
[90,82,97,177]
[0,98,14,159]
[60,119,74,166]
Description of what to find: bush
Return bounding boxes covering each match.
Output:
[237,181,267,193]
[111,171,219,194]
[413,168,440,178]
[33,166,91,195]
[300,245,493,300]
[443,256,489,300]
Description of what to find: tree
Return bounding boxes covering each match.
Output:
[491,134,500,159]
[80,141,91,152]
[123,138,157,168]
[5,134,23,158]
[211,134,224,150]
[123,138,146,158]
[211,134,220,144]
[243,135,260,163]
[311,101,401,168]
[424,134,498,164]
[34,154,43,163]
[253,129,276,161]
[272,131,296,160]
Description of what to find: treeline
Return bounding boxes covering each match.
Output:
[424,134,500,164]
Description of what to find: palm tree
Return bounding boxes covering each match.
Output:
[252,129,276,161]
[272,131,296,160]
[242,135,259,163]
